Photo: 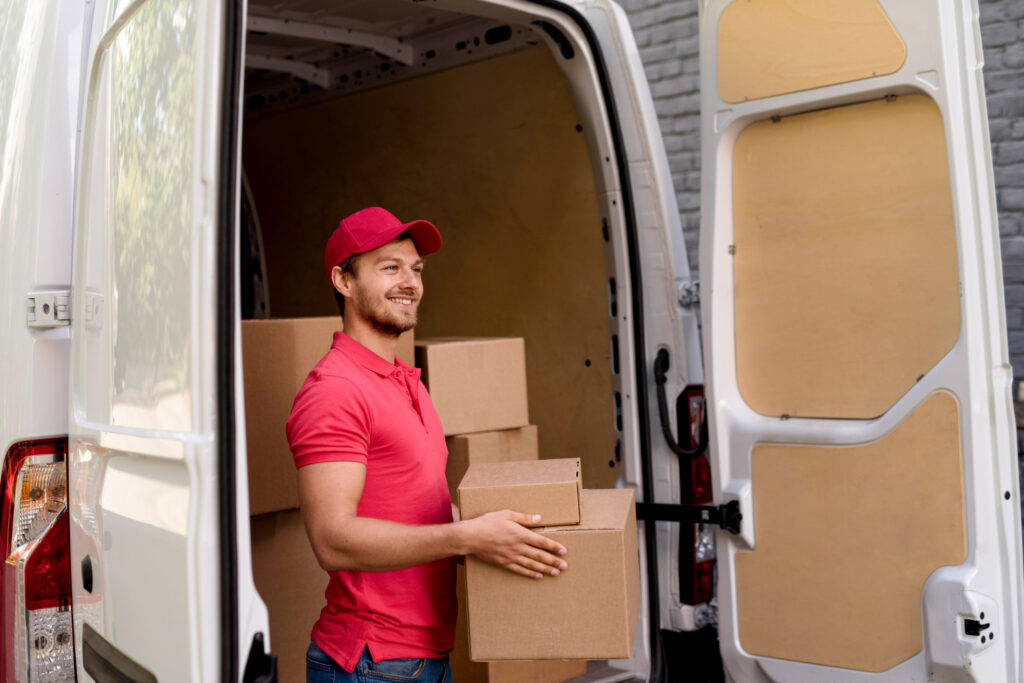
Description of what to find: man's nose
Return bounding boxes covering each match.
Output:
[398,267,422,290]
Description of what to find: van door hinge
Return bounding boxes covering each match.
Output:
[26,291,71,328]
[677,280,700,307]
[636,501,742,535]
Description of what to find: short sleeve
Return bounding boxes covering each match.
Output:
[286,375,373,468]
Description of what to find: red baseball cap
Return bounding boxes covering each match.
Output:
[324,207,442,283]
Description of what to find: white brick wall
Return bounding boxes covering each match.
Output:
[621,0,1024,376]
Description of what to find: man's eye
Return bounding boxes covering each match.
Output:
[384,265,398,271]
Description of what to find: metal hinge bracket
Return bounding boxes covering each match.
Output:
[636,500,742,535]
[26,291,71,328]
[677,280,700,307]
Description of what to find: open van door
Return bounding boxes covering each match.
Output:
[66,0,265,681]
[699,1,1024,680]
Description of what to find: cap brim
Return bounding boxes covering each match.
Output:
[401,219,442,257]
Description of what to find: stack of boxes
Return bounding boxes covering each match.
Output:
[416,338,589,682]
[241,324,638,681]
[417,338,640,678]
[457,462,640,662]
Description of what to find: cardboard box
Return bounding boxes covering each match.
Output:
[242,317,413,515]
[458,458,581,528]
[465,489,640,661]
[250,509,326,683]
[446,426,539,501]
[415,338,529,436]
[453,566,588,683]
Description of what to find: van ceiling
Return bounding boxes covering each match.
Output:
[244,0,540,116]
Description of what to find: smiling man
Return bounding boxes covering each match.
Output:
[285,207,568,683]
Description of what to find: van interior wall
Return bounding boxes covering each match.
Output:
[242,46,617,488]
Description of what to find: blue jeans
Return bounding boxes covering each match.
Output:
[306,641,452,683]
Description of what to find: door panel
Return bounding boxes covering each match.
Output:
[717,0,906,103]
[737,391,965,672]
[69,0,230,679]
[733,94,960,418]
[701,0,1024,680]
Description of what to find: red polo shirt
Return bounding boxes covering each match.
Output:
[285,331,456,672]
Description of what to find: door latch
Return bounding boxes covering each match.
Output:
[26,291,71,328]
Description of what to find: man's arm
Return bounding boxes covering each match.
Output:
[298,461,568,579]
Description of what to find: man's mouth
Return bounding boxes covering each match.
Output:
[387,296,417,306]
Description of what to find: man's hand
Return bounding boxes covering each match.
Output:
[458,510,568,580]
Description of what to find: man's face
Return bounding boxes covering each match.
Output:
[340,239,423,336]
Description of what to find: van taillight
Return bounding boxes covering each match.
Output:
[2,439,74,682]
[678,386,716,605]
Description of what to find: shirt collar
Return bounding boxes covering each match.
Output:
[332,331,419,379]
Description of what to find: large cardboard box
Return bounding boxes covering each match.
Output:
[250,509,326,683]
[242,317,413,515]
[458,458,582,528]
[465,489,640,661]
[446,426,539,501]
[453,566,588,683]
[415,338,529,436]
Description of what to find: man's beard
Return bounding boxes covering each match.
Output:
[352,288,418,337]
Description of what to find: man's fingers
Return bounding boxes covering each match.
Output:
[522,530,567,558]
[516,555,562,577]
[521,545,568,570]
[505,562,544,580]
[505,510,542,527]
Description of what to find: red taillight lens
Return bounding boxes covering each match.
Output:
[678,386,716,606]
[1,439,75,682]
[693,558,716,605]
[691,454,712,506]
[24,512,72,612]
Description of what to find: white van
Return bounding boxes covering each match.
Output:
[2,0,1022,681]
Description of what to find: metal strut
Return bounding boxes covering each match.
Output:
[636,501,742,535]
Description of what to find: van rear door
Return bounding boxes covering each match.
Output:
[66,0,261,681]
[700,1,1024,680]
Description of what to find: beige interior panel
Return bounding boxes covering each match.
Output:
[733,95,961,418]
[718,0,906,103]
[736,392,966,672]
[242,47,617,488]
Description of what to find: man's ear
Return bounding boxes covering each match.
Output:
[331,266,352,298]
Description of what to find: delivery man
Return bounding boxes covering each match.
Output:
[286,207,568,682]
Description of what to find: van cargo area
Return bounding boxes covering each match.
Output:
[238,2,637,681]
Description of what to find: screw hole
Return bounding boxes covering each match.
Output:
[42,303,50,315]
[1005,491,1011,500]
[585,359,591,367]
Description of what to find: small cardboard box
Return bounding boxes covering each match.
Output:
[465,489,640,661]
[446,426,539,501]
[250,509,326,683]
[242,317,413,515]
[453,566,587,683]
[458,458,582,528]
[415,338,529,436]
